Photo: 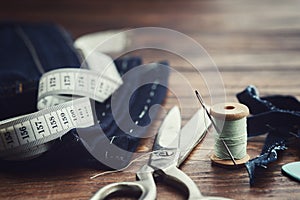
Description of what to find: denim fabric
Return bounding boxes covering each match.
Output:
[78,58,169,169]
[237,86,300,185]
[0,22,80,120]
[0,23,169,170]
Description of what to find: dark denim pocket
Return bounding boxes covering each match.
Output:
[0,22,81,120]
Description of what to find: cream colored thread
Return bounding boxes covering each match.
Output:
[90,150,160,179]
[213,117,247,160]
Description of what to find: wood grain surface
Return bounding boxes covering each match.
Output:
[0,0,300,199]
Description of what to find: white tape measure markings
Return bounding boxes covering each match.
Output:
[38,68,123,109]
[1,48,124,160]
[0,97,96,158]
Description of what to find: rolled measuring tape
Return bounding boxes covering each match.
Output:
[37,68,122,109]
[0,97,95,160]
[0,55,123,161]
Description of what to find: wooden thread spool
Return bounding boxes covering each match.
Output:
[210,102,250,167]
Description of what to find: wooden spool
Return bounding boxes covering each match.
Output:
[209,102,250,167]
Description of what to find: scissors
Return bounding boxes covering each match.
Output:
[90,106,231,200]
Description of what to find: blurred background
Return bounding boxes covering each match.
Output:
[1,0,300,97]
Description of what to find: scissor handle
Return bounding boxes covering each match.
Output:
[90,171,156,200]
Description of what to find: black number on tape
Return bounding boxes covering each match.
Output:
[78,108,84,119]
[35,121,45,134]
[69,109,77,121]
[49,116,58,129]
[19,126,29,139]
[49,77,56,87]
[4,131,14,144]
[64,75,71,86]
[60,112,69,125]
[39,82,44,93]
[78,76,85,88]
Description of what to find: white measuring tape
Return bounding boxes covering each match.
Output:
[0,50,123,160]
[37,68,122,109]
[0,97,95,160]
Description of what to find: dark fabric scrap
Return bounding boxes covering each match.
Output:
[237,85,300,185]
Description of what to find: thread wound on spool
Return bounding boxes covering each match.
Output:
[210,102,250,166]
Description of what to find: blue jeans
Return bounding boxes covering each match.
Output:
[0,22,80,121]
[0,22,169,170]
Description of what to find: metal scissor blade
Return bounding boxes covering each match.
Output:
[152,106,181,151]
[178,107,211,166]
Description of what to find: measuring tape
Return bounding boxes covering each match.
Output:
[0,53,123,160]
[0,97,95,160]
[37,68,122,109]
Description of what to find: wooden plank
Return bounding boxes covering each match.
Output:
[112,50,300,71]
[0,0,300,199]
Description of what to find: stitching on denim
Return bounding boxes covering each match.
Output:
[101,62,160,145]
[57,25,83,64]
[106,79,160,160]
[134,80,159,128]
[15,26,45,74]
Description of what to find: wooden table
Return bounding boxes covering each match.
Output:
[0,0,299,199]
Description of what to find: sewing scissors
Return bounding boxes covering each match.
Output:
[90,106,231,200]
